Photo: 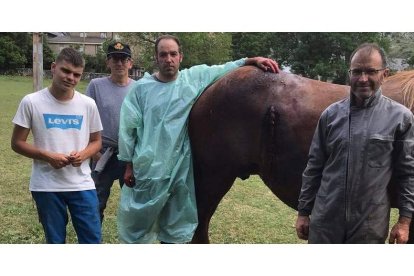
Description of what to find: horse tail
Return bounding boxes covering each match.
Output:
[386,70,414,111]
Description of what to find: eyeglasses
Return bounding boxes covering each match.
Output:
[110,56,131,64]
[348,68,386,77]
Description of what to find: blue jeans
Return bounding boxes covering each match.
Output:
[91,153,126,222]
[31,190,101,244]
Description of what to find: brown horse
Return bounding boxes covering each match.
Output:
[188,66,414,243]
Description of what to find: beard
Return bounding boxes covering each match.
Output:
[159,66,178,78]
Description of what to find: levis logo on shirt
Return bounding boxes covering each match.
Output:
[43,114,83,130]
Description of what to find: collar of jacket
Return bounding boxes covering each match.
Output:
[350,88,382,108]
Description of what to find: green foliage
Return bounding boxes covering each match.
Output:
[407,55,414,68]
[0,33,55,73]
[42,36,56,70]
[177,32,232,68]
[83,50,107,73]
[83,39,118,73]
[231,32,391,84]
[122,32,160,72]
[122,32,232,73]
[232,32,280,59]
[232,32,296,67]
[387,33,414,59]
[0,34,27,72]
[288,33,390,84]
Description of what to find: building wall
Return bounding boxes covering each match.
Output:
[47,32,115,57]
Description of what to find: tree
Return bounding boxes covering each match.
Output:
[83,49,107,73]
[0,33,55,73]
[122,32,233,73]
[177,33,232,68]
[231,32,296,68]
[121,32,161,72]
[231,32,391,84]
[0,34,27,73]
[82,39,115,73]
[42,36,56,70]
[286,33,390,83]
[407,55,414,69]
[232,32,282,59]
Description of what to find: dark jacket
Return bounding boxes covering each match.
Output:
[298,89,414,243]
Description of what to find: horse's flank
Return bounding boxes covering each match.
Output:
[385,70,414,112]
[189,67,414,243]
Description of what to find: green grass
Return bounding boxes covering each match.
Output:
[0,76,399,244]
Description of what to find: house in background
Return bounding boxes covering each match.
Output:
[45,32,144,79]
[46,32,119,56]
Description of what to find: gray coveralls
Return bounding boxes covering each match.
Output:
[298,89,414,243]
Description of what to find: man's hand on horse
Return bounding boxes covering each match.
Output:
[246,57,280,73]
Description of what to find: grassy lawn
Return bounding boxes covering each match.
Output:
[0,76,398,244]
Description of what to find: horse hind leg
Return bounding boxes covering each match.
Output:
[191,173,236,244]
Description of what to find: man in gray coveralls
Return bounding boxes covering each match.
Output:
[295,43,414,244]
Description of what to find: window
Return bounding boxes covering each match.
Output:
[100,33,107,38]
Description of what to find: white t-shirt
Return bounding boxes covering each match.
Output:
[12,88,103,192]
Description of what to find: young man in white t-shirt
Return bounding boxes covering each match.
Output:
[11,48,103,243]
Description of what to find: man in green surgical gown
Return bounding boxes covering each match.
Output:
[117,34,279,243]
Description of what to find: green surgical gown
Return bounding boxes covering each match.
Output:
[117,59,246,243]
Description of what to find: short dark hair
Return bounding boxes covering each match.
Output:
[350,43,388,68]
[56,47,85,68]
[154,34,182,54]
